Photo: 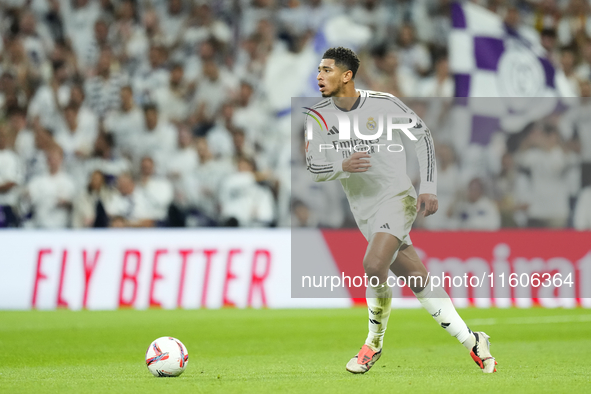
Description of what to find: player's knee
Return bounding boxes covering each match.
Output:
[363,254,389,282]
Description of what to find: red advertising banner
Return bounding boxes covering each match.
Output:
[321,230,591,307]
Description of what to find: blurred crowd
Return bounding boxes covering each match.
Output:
[1,0,591,229]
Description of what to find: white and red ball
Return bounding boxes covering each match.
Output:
[145,337,189,377]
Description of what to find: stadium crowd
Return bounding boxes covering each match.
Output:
[1,0,591,230]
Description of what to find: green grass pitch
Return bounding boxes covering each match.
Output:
[1,307,590,393]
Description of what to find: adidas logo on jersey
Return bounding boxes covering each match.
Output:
[327,126,339,135]
[379,223,390,229]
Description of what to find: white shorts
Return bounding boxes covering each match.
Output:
[354,193,418,259]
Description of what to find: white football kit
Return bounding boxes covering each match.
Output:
[305,89,437,245]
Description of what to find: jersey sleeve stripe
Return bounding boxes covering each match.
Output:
[429,133,435,181]
[424,131,435,182]
[425,135,432,182]
[312,99,331,109]
[313,102,331,109]
[308,168,334,174]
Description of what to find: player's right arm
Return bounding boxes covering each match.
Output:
[305,116,371,181]
[305,134,348,182]
[304,111,346,182]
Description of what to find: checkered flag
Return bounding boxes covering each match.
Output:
[448,1,574,139]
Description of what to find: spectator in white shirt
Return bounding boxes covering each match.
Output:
[191,60,238,124]
[136,156,174,224]
[68,84,99,139]
[418,56,454,98]
[231,128,256,163]
[84,132,131,187]
[492,152,530,228]
[71,170,115,228]
[397,23,432,79]
[133,45,170,102]
[518,126,570,228]
[153,63,191,123]
[24,126,54,182]
[234,33,267,82]
[85,49,126,117]
[218,156,275,227]
[78,19,111,73]
[166,125,198,208]
[358,45,416,98]
[133,103,176,169]
[575,39,591,81]
[556,0,591,47]
[232,81,271,154]
[180,2,232,59]
[240,0,275,38]
[182,38,216,87]
[107,172,156,228]
[55,104,97,160]
[61,0,101,69]
[18,11,53,69]
[422,143,461,230]
[453,178,501,231]
[574,186,591,230]
[9,107,36,165]
[27,147,76,228]
[27,62,72,130]
[103,85,144,158]
[206,102,239,160]
[559,48,582,96]
[349,0,391,44]
[160,0,187,47]
[0,126,23,227]
[193,137,233,222]
[109,0,145,69]
[559,91,591,189]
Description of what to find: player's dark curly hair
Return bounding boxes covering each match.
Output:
[322,47,360,79]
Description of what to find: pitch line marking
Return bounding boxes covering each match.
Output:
[467,314,591,326]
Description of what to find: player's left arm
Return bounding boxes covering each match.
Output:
[408,116,438,217]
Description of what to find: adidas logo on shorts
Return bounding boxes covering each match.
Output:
[379,223,390,229]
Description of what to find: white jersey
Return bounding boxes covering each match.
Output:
[305,89,437,220]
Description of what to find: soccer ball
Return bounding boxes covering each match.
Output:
[145,337,189,377]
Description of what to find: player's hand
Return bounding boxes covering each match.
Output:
[342,152,371,173]
[417,194,438,217]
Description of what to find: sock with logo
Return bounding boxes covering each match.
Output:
[413,280,476,350]
[365,282,392,351]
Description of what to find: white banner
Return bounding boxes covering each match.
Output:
[0,229,350,310]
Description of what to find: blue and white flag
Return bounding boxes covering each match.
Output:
[448,1,573,142]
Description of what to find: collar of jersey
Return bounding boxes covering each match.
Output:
[331,89,367,112]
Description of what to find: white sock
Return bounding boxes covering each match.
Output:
[413,281,476,350]
[365,282,392,351]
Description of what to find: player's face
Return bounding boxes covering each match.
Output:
[317,59,345,97]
